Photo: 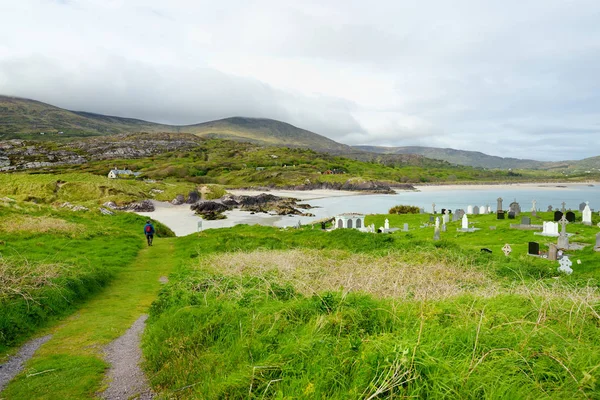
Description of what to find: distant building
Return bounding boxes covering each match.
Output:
[108,168,141,179]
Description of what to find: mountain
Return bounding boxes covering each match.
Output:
[0,95,350,153]
[353,145,558,170]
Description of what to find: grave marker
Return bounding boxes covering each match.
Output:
[582,202,592,225]
[566,211,575,223]
[528,242,540,255]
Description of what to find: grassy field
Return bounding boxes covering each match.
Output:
[1,192,599,398]
[141,214,600,399]
[0,199,174,352]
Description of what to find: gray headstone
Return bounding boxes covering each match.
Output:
[403,223,409,232]
[547,205,553,212]
[509,201,521,216]
[595,233,600,250]
[429,216,435,222]
[442,224,447,232]
[433,226,440,241]
[579,202,587,211]
[473,206,480,215]
[497,197,503,212]
[508,211,515,219]
[557,215,569,250]
[521,217,531,225]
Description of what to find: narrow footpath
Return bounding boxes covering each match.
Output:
[0,238,177,399]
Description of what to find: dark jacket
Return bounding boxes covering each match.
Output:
[144,223,155,235]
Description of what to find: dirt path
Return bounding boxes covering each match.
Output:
[0,335,52,393]
[101,315,154,400]
[0,238,177,399]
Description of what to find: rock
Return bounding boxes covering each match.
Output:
[190,201,230,220]
[124,200,155,212]
[220,194,239,207]
[186,190,200,204]
[71,205,89,212]
[103,201,118,209]
[99,207,115,215]
[171,194,185,205]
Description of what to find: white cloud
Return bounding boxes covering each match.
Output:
[0,0,599,160]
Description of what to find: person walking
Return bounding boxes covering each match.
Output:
[144,220,155,246]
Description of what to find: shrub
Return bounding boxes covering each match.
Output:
[389,204,420,214]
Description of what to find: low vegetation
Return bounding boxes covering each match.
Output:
[142,218,600,399]
[389,204,421,214]
[0,201,173,351]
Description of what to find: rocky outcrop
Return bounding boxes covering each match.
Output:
[190,193,315,220]
[171,194,185,205]
[186,190,200,204]
[190,201,230,220]
[123,200,155,212]
[274,180,405,193]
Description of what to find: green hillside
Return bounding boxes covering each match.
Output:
[354,145,554,170]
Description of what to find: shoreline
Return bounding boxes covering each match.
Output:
[413,182,598,192]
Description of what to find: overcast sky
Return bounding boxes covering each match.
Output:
[1,0,599,160]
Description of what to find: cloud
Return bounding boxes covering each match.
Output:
[0,0,599,161]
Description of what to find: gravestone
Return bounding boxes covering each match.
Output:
[566,211,575,223]
[486,204,491,214]
[508,211,515,219]
[321,222,326,230]
[461,214,469,230]
[433,226,440,241]
[532,200,537,212]
[442,224,447,232]
[542,221,559,236]
[595,233,600,250]
[561,202,567,213]
[480,205,487,214]
[443,210,450,224]
[582,202,592,225]
[452,212,459,222]
[558,256,573,275]
[384,219,390,230]
[521,217,531,225]
[548,244,558,261]
[528,242,540,255]
[502,244,512,256]
[429,216,434,223]
[557,215,569,250]
[497,211,505,219]
[509,200,521,216]
[441,208,447,215]
[554,211,563,222]
[435,217,440,229]
[419,208,425,214]
[547,205,553,212]
[473,206,480,215]
[403,223,409,232]
[456,209,465,219]
[579,202,587,212]
[432,203,436,214]
[497,197,503,212]
[467,205,474,215]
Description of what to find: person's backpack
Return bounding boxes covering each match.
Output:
[145,225,152,233]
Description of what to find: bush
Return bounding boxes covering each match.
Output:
[389,204,420,214]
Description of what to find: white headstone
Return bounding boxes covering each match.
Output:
[582,202,592,225]
[384,219,390,230]
[532,200,537,212]
[558,256,573,275]
[480,205,487,214]
[435,217,440,228]
[462,214,469,230]
[467,205,474,215]
[403,223,409,232]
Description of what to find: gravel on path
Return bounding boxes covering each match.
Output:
[101,314,155,400]
[0,335,52,392]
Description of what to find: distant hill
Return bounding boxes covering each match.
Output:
[0,95,350,153]
[354,145,558,170]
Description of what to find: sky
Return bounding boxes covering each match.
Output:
[1,0,599,161]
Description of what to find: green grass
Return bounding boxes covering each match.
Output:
[141,221,600,399]
[1,238,179,399]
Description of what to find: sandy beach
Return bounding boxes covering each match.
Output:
[413,182,599,192]
[226,188,368,200]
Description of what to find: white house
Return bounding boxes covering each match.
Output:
[334,213,365,229]
[108,169,141,179]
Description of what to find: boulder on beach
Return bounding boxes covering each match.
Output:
[171,194,185,205]
[190,201,230,220]
[124,200,155,212]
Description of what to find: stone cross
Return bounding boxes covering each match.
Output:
[502,244,512,256]
[532,200,537,212]
[497,197,503,212]
[561,202,567,213]
[432,203,436,214]
[557,215,569,249]
[558,256,573,275]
